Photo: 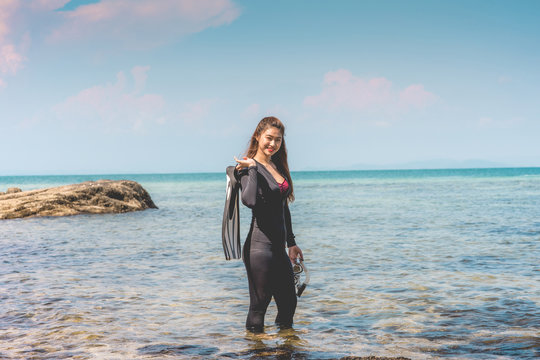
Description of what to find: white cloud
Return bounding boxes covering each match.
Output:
[1,0,240,87]
[263,105,291,120]
[477,116,523,129]
[131,65,150,94]
[399,84,437,109]
[304,69,438,114]
[54,66,166,132]
[179,99,219,125]
[0,0,69,87]
[175,98,255,137]
[374,121,390,128]
[0,0,27,86]
[243,103,260,118]
[241,103,291,122]
[47,0,241,48]
[479,117,493,127]
[498,75,512,84]
[27,0,70,11]
[0,1,18,40]
[0,43,25,74]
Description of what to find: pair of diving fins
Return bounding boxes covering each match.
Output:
[221,165,309,297]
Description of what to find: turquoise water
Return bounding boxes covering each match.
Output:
[1,168,539,359]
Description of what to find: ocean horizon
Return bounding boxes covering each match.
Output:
[1,167,539,359]
[2,165,540,183]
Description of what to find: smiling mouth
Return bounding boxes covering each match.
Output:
[267,148,274,152]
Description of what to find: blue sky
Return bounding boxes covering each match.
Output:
[1,0,539,175]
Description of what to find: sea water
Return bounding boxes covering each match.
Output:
[0,168,539,359]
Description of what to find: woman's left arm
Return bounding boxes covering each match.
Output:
[285,202,303,262]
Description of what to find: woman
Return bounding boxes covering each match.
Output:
[234,116,304,333]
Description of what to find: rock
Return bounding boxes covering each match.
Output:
[6,187,22,194]
[0,180,158,220]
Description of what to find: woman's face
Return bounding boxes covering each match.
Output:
[257,126,282,158]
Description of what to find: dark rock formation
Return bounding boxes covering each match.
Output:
[0,180,157,220]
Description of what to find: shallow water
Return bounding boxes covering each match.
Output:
[1,168,539,359]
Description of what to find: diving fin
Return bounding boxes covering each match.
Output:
[221,166,241,260]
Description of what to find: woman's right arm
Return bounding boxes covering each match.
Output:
[235,157,258,208]
[238,165,258,208]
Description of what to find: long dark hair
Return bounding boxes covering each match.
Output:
[245,116,294,202]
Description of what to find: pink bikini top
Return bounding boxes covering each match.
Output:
[279,179,289,193]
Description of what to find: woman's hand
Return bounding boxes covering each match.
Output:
[288,245,303,263]
[234,156,256,170]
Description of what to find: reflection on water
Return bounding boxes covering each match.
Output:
[1,169,539,359]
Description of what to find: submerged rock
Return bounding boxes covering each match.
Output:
[0,180,158,220]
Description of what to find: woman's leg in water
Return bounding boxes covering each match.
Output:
[243,241,273,332]
[272,251,297,328]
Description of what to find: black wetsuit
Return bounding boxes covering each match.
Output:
[238,160,297,332]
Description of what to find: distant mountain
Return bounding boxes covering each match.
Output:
[378,159,509,170]
[299,159,511,171]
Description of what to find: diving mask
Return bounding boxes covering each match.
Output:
[292,259,310,297]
